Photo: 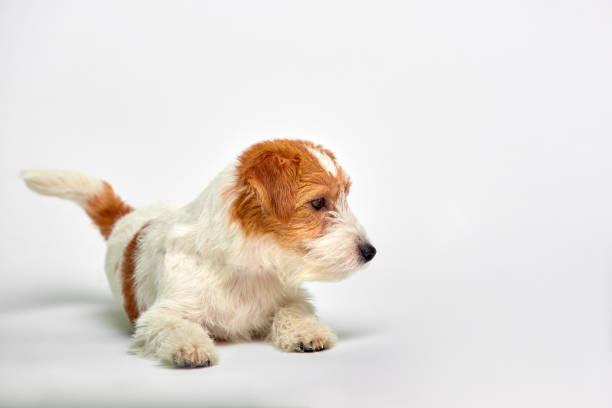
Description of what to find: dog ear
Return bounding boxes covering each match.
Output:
[247,151,301,223]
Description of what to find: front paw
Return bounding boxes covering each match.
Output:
[271,319,338,353]
[132,327,219,368]
[172,341,219,368]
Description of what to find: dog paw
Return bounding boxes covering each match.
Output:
[172,342,219,368]
[293,337,330,352]
[271,320,338,353]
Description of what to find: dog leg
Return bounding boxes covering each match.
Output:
[268,299,338,352]
[130,303,219,368]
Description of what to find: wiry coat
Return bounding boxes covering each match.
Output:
[21,139,376,368]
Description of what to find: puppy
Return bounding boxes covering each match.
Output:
[21,139,376,368]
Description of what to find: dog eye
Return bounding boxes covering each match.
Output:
[310,197,326,210]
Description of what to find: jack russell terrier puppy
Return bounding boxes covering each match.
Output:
[21,139,376,368]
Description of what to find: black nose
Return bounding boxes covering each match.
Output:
[359,242,377,263]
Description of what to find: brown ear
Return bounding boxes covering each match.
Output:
[247,151,301,223]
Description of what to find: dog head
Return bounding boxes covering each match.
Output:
[229,139,376,281]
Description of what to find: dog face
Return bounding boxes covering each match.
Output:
[229,139,375,281]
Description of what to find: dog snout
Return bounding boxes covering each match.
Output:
[359,242,376,263]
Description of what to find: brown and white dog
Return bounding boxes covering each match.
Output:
[21,139,376,368]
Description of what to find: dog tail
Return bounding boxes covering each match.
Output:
[21,169,133,240]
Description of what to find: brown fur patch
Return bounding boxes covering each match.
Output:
[84,181,133,240]
[121,223,148,323]
[228,139,351,250]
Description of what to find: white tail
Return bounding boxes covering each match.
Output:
[21,169,133,239]
[20,169,103,206]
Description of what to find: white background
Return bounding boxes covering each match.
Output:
[1,1,611,407]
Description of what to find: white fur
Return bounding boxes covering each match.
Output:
[306,146,338,176]
[20,169,102,206]
[22,159,371,368]
[303,192,369,282]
